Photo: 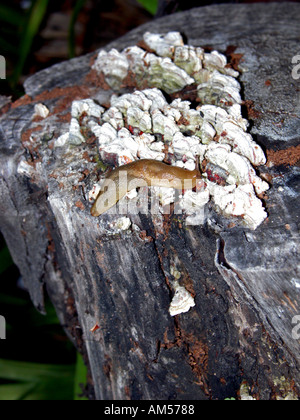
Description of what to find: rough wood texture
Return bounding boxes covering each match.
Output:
[0,4,299,400]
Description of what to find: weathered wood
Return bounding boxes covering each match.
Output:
[0,3,299,400]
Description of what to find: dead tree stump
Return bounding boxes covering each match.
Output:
[0,3,299,400]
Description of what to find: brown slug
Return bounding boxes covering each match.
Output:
[91,158,202,217]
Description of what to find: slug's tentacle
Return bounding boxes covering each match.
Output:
[91,158,201,217]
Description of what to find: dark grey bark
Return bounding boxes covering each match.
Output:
[0,3,299,400]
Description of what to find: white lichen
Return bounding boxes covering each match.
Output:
[143,31,184,58]
[62,85,268,229]
[59,32,269,230]
[112,216,132,231]
[55,99,105,146]
[17,159,36,178]
[208,181,267,230]
[69,118,85,145]
[92,31,241,106]
[55,132,69,147]
[180,189,210,215]
[169,283,195,316]
[92,49,129,90]
[239,382,256,401]
[33,103,49,119]
[88,183,101,203]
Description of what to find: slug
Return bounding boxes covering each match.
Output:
[91,158,201,217]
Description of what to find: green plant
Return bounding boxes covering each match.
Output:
[0,245,13,275]
[68,0,87,58]
[0,0,90,93]
[0,235,88,400]
[136,0,158,15]
[0,352,88,400]
[12,0,49,88]
[0,358,75,400]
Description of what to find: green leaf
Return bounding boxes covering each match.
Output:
[68,0,87,58]
[0,246,13,274]
[73,352,88,400]
[28,299,61,327]
[12,0,49,86]
[0,293,27,307]
[0,359,73,382]
[0,382,39,401]
[0,359,75,400]
[136,0,158,15]
[0,4,25,27]
[0,35,20,56]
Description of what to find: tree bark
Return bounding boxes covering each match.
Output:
[0,3,299,400]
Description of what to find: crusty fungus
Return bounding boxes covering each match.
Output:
[55,32,269,230]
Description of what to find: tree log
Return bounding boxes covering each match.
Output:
[0,3,299,400]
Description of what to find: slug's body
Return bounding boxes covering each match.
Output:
[91,159,201,217]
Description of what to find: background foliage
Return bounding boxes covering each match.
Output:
[0,234,88,400]
[0,0,158,97]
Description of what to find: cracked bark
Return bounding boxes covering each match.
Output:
[0,3,299,400]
